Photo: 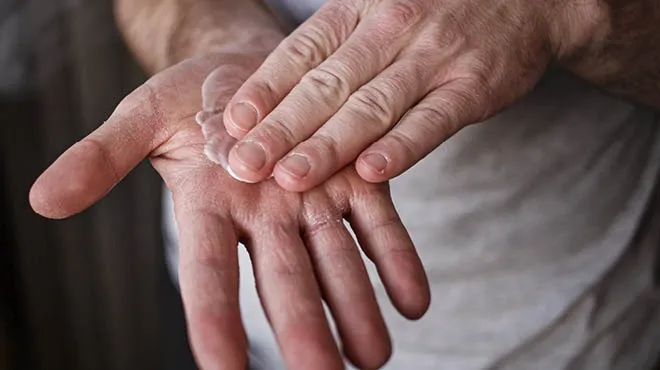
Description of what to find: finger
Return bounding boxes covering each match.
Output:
[201,64,260,114]
[273,57,434,192]
[357,79,488,182]
[29,82,168,219]
[176,208,247,370]
[226,2,428,184]
[248,224,343,370]
[301,194,390,369]
[342,177,430,320]
[223,1,361,138]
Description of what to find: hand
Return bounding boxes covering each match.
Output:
[29,51,430,370]
[220,0,603,191]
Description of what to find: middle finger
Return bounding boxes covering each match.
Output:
[247,223,343,370]
[301,192,391,369]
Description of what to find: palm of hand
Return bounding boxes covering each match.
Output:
[30,52,429,370]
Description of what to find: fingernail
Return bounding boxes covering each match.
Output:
[234,141,267,172]
[227,164,259,184]
[279,154,311,179]
[229,102,258,131]
[361,153,388,174]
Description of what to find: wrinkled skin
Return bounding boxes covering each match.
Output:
[220,0,602,191]
[29,52,430,370]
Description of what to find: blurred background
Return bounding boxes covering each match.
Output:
[1,1,197,369]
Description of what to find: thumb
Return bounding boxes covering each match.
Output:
[30,84,165,219]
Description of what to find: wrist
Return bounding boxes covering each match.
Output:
[114,0,285,74]
[171,26,284,66]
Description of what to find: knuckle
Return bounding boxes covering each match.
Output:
[314,6,357,45]
[249,79,279,105]
[117,79,162,118]
[313,246,355,271]
[418,100,452,122]
[303,213,344,240]
[302,66,350,100]
[416,103,460,136]
[467,69,497,106]
[382,245,418,264]
[380,1,424,32]
[447,75,492,122]
[236,78,280,111]
[259,116,299,149]
[180,255,229,280]
[268,252,307,282]
[270,255,306,280]
[370,213,402,235]
[452,55,497,103]
[465,70,491,94]
[250,224,292,257]
[349,84,396,126]
[262,231,310,280]
[79,137,121,185]
[429,24,465,51]
[306,133,341,168]
[283,28,329,67]
[385,130,418,162]
[462,83,492,121]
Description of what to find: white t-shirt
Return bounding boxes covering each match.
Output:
[164,1,660,368]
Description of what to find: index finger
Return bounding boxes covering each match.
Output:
[222,1,360,138]
[247,223,344,370]
[175,207,247,370]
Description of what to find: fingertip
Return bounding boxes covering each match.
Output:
[227,141,272,183]
[273,144,343,193]
[384,258,431,320]
[356,158,391,183]
[273,156,319,192]
[187,311,248,370]
[29,142,116,219]
[345,345,391,370]
[273,171,310,192]
[342,323,392,370]
[29,176,68,220]
[226,164,258,184]
[399,285,431,321]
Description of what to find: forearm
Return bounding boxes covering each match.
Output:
[560,0,660,110]
[114,0,284,74]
